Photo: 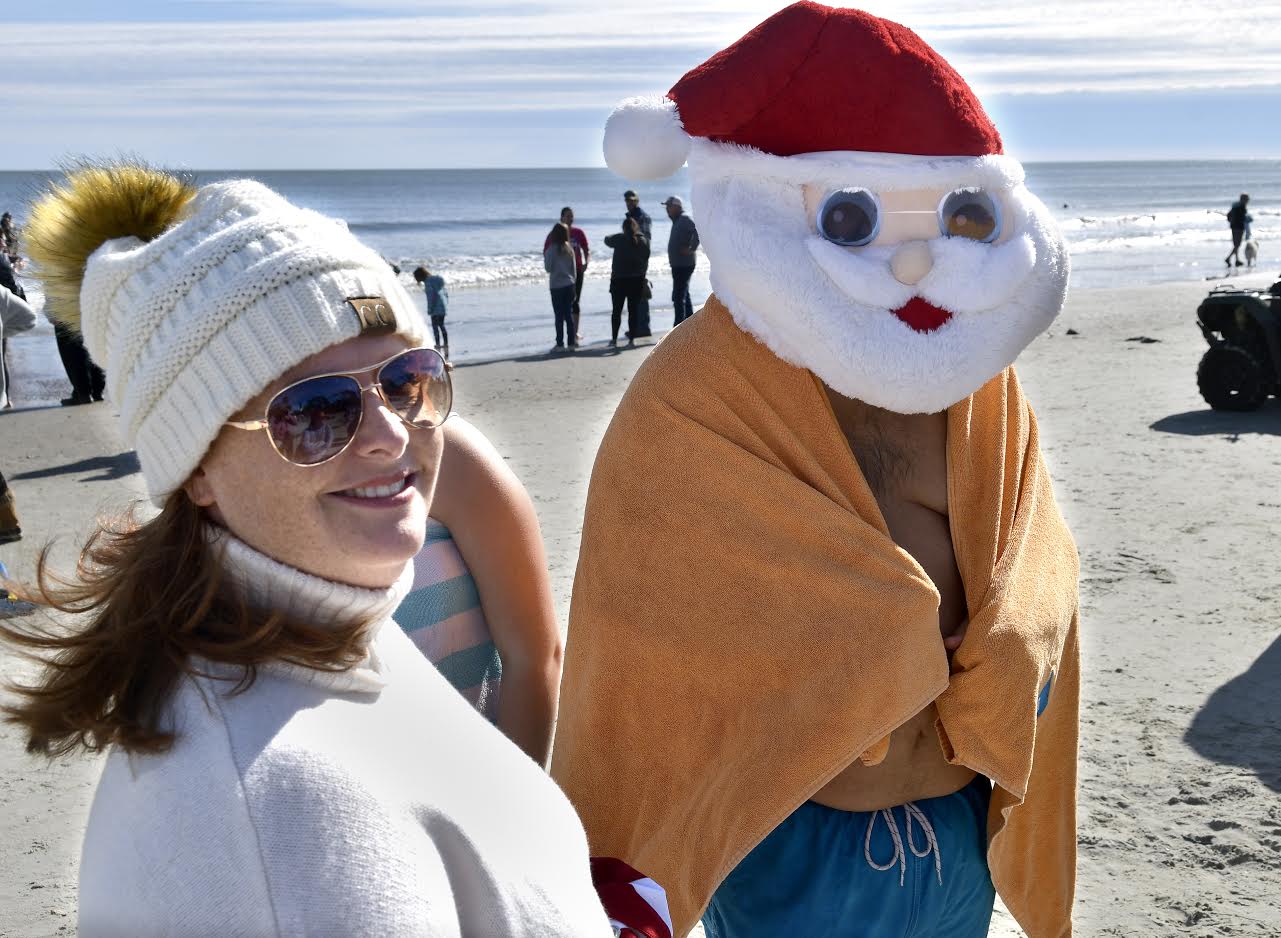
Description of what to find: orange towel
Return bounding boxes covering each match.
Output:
[552,297,1080,937]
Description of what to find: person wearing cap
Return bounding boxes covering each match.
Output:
[1,162,618,936]
[663,195,700,326]
[554,5,1080,938]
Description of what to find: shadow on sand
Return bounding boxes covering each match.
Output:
[1150,401,1281,438]
[449,340,655,370]
[1185,633,1281,793]
[12,451,141,483]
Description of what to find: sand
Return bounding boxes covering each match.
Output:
[2,274,1280,936]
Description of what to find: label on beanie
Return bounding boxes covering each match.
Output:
[347,297,397,336]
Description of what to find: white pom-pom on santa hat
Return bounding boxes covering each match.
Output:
[602,96,691,180]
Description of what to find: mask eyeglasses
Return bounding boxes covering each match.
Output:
[817,187,1003,247]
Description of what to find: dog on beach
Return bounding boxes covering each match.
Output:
[1244,239,1258,268]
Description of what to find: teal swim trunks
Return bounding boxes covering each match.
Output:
[702,775,995,938]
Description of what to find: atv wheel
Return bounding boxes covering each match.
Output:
[1197,344,1267,411]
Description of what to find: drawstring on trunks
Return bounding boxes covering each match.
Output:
[863,802,944,887]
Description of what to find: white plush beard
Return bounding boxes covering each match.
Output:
[692,175,1070,414]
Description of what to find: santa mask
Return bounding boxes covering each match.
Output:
[602,1,1069,415]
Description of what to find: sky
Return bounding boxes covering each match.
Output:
[3,0,1280,169]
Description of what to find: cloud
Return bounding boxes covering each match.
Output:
[4,0,1279,167]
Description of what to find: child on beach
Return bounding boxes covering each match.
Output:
[412,265,449,361]
[1,162,617,936]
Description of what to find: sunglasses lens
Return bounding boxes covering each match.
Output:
[265,376,363,465]
[379,348,452,428]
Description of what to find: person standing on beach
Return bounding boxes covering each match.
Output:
[604,216,650,347]
[0,253,31,409]
[624,190,653,333]
[623,190,652,241]
[3,161,635,937]
[14,222,102,409]
[556,5,1080,938]
[663,196,699,326]
[1,282,37,412]
[544,207,590,339]
[412,266,449,361]
[1226,193,1250,267]
[53,321,107,406]
[1,212,19,262]
[544,222,578,350]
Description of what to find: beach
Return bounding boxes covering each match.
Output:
[3,272,1281,936]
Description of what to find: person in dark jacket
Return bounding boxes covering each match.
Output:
[623,190,653,333]
[664,196,700,326]
[604,216,650,347]
[1225,193,1250,268]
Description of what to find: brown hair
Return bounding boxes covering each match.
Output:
[548,222,571,250]
[1,492,372,758]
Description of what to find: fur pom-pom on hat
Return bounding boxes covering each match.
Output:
[602,96,690,181]
[25,161,197,331]
[22,160,425,504]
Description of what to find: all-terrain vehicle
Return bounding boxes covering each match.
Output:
[1196,276,1281,411]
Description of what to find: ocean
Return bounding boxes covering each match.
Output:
[1,161,1278,373]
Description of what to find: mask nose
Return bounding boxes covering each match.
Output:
[890,241,933,286]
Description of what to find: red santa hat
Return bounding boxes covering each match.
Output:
[604,2,1010,184]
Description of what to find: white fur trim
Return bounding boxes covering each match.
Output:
[603,96,691,181]
[691,172,1068,414]
[688,138,1024,192]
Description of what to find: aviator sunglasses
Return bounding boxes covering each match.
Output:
[226,346,453,466]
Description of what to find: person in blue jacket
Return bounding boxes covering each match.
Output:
[413,266,450,361]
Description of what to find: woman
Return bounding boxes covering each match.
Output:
[603,216,650,348]
[395,416,562,765]
[544,222,578,350]
[1,163,613,936]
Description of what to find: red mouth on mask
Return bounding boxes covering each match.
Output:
[893,298,953,333]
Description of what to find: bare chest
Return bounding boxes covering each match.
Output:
[814,394,974,811]
[838,406,965,631]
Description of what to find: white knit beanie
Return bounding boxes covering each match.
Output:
[26,168,427,504]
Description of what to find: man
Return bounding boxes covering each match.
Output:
[555,5,1080,938]
[1225,193,1250,268]
[621,190,653,336]
[544,207,590,336]
[623,189,652,240]
[663,196,699,325]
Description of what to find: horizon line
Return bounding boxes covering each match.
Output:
[3,156,1281,174]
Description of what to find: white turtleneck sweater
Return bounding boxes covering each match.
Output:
[77,530,612,937]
